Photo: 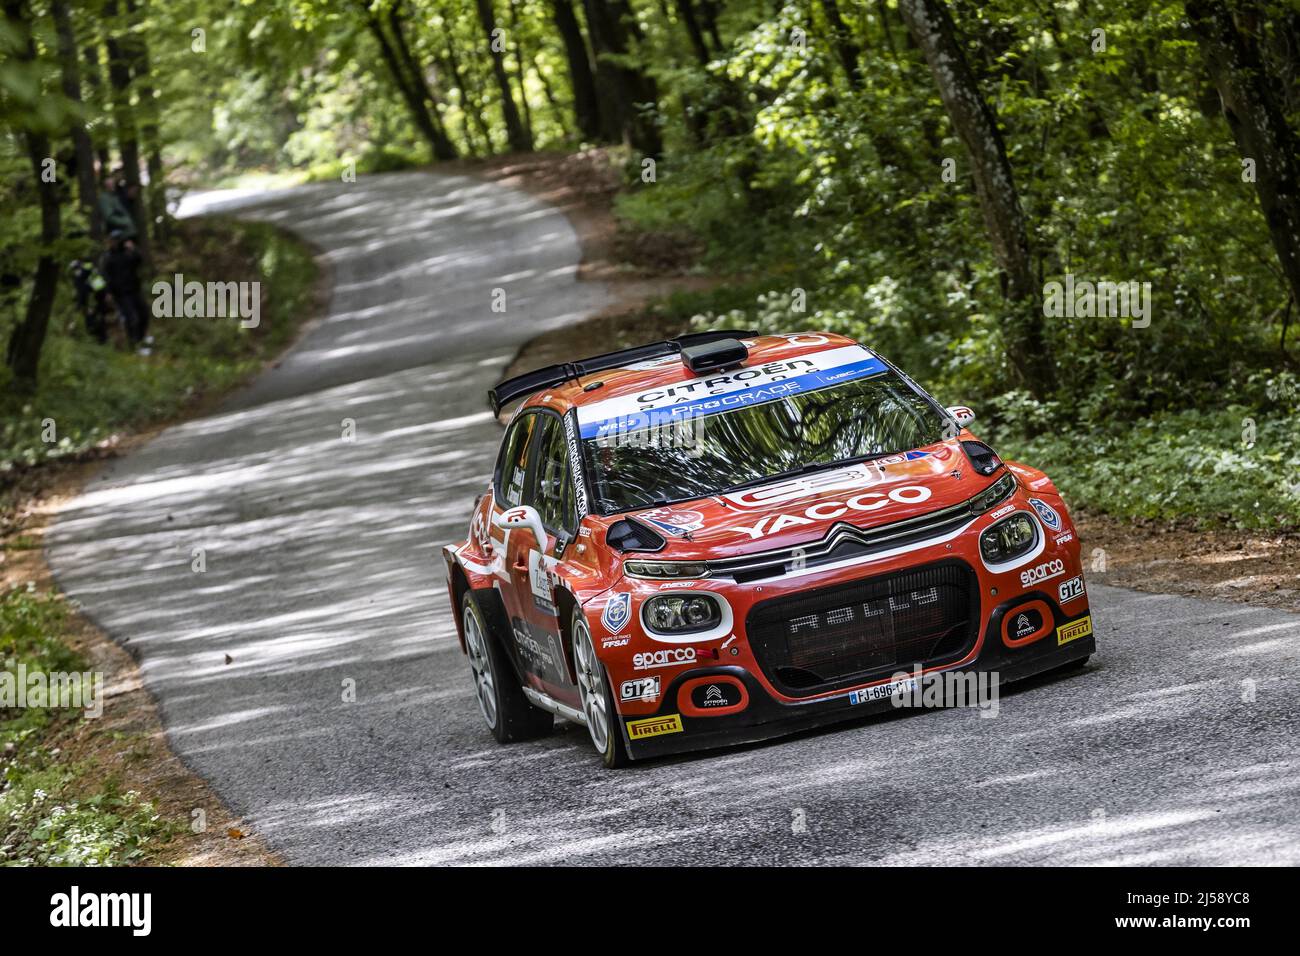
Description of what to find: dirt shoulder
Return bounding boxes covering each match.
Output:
[1074,513,1300,613]
[487,152,1300,617]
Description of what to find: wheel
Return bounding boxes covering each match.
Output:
[572,608,629,768]
[461,592,552,743]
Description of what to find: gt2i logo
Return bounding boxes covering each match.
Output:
[1020,558,1065,587]
[633,647,697,671]
[733,485,933,539]
[620,676,660,702]
[1058,575,1085,605]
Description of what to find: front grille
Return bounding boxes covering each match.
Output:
[705,500,978,584]
[746,560,979,696]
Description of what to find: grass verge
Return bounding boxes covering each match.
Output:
[1,585,173,865]
[1,214,316,865]
[1,216,317,474]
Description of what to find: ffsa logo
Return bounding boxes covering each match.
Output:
[50,886,152,937]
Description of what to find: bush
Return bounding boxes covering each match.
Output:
[0,218,316,474]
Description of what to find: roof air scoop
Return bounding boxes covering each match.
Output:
[681,337,748,375]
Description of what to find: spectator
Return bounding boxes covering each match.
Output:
[68,255,112,344]
[100,230,149,351]
[98,172,136,239]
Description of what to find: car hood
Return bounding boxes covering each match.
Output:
[617,439,990,560]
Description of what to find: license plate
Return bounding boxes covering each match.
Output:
[849,677,916,706]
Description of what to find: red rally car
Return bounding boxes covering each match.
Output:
[442,331,1095,767]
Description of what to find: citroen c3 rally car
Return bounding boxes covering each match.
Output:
[442,331,1094,767]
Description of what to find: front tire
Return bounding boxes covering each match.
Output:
[572,608,629,768]
[462,592,553,743]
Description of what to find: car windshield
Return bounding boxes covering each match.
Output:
[581,371,949,513]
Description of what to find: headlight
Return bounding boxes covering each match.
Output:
[643,594,722,634]
[624,560,710,579]
[969,471,1016,514]
[980,513,1037,563]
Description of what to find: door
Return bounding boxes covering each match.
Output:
[495,412,577,696]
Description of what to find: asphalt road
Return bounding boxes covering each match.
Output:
[47,171,1300,865]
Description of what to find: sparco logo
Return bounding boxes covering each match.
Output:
[1020,558,1065,586]
[734,485,933,539]
[633,647,697,670]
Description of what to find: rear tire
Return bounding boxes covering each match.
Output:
[572,608,629,768]
[462,592,553,743]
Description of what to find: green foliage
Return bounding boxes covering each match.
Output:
[1000,408,1300,530]
[619,0,1300,527]
[1,752,172,866]
[0,580,175,866]
[0,219,317,472]
[3,0,1299,537]
[0,583,74,743]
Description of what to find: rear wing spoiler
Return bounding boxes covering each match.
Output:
[488,329,760,416]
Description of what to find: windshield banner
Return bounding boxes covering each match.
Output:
[577,345,886,440]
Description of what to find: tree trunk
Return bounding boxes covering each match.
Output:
[52,0,101,239]
[699,0,723,51]
[533,52,570,138]
[387,1,457,160]
[475,0,532,152]
[505,0,536,144]
[897,0,1054,397]
[4,0,62,389]
[549,0,602,141]
[1187,0,1300,314]
[361,2,456,161]
[103,0,151,268]
[875,0,899,59]
[441,40,492,154]
[582,0,662,157]
[674,0,711,65]
[83,43,112,172]
[125,0,167,241]
[819,0,862,90]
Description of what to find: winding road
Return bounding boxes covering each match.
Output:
[47,171,1300,865]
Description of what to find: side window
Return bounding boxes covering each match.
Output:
[528,416,577,537]
[495,413,539,507]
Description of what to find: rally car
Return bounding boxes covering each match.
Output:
[442,331,1094,766]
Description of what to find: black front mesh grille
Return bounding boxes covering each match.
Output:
[746,560,979,695]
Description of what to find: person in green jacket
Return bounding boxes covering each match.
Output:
[98,171,136,239]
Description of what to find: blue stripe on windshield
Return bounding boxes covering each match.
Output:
[580,356,888,440]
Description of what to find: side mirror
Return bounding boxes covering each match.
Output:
[947,405,976,429]
[492,505,548,549]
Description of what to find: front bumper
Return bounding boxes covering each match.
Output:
[617,598,1095,761]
